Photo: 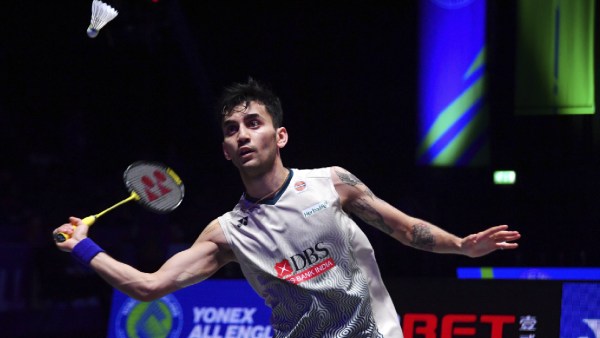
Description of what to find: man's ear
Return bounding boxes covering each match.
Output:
[276,127,288,149]
[222,142,232,160]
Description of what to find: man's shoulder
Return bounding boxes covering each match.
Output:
[292,166,333,178]
[290,167,338,195]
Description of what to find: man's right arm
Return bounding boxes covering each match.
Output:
[54,218,234,302]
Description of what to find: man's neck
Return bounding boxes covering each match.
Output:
[241,163,289,200]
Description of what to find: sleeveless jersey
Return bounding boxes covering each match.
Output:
[218,167,403,338]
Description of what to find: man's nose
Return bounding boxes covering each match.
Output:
[237,125,250,144]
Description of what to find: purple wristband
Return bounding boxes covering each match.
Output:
[71,238,104,266]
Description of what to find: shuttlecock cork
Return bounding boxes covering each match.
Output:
[87,0,118,38]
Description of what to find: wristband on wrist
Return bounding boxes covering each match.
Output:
[71,238,104,266]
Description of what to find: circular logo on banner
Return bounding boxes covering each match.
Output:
[430,0,475,9]
[114,294,183,338]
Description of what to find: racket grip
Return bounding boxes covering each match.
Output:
[53,216,97,243]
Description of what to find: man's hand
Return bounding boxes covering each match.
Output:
[53,217,90,252]
[461,225,521,258]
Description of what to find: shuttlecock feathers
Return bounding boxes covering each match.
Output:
[87,0,118,38]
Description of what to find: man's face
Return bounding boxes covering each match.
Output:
[221,101,286,173]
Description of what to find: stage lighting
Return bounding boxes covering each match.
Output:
[493,170,516,185]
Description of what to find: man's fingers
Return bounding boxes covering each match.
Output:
[490,230,520,241]
[498,242,519,250]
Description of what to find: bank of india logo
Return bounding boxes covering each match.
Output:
[294,180,307,192]
[430,0,475,9]
[115,294,183,338]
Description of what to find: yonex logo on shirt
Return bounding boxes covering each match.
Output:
[236,216,248,228]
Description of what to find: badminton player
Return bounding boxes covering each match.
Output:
[54,78,520,337]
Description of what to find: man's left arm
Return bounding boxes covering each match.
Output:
[330,166,520,257]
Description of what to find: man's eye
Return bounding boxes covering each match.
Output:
[249,120,260,127]
[225,125,238,135]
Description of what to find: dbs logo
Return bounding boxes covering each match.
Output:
[402,313,515,338]
[274,259,292,278]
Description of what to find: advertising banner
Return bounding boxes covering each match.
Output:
[107,279,272,338]
[515,0,595,115]
[108,278,600,337]
[387,278,562,337]
[560,283,600,338]
[417,0,490,166]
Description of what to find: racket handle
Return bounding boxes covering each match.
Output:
[53,216,97,243]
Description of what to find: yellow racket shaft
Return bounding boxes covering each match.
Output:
[54,192,140,243]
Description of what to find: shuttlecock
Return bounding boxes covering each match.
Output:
[87,0,118,38]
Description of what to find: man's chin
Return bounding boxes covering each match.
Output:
[234,160,259,171]
[236,161,272,177]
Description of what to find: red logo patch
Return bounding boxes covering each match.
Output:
[274,259,293,278]
[294,181,306,192]
[285,258,336,284]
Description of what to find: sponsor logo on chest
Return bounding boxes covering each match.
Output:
[274,242,336,284]
[302,201,328,218]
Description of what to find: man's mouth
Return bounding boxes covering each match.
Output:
[239,147,254,157]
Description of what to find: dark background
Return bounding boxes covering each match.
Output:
[0,0,598,336]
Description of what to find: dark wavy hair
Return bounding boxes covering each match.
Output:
[217,78,283,128]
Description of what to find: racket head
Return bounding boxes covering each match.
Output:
[123,161,185,214]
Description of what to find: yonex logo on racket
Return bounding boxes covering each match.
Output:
[141,170,173,202]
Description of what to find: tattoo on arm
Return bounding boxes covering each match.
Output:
[336,169,362,186]
[349,197,393,235]
[410,223,436,251]
[335,169,375,199]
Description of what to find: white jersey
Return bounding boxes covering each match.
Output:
[218,168,403,338]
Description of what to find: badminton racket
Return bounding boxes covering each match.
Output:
[54,161,185,242]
